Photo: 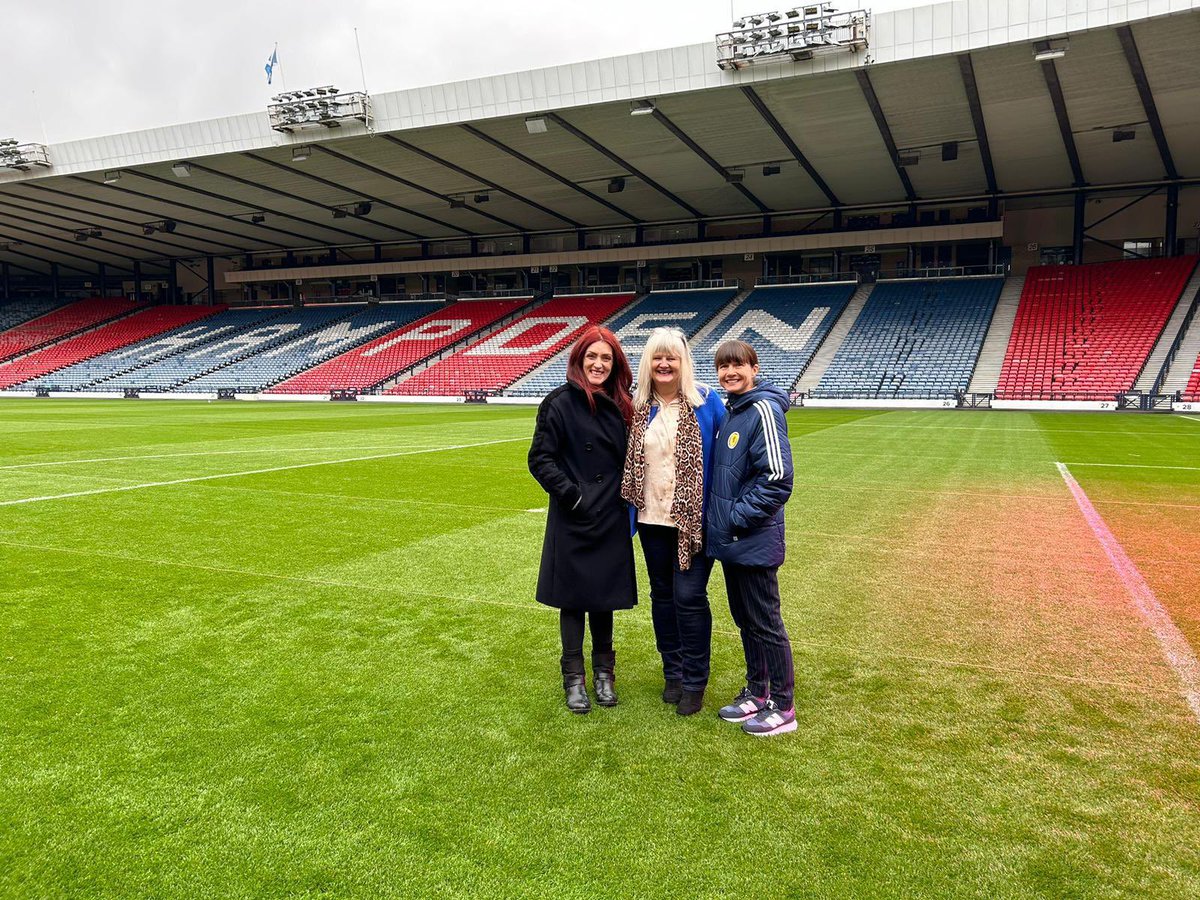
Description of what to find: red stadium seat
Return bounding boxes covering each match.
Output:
[0,297,142,362]
[994,257,1198,401]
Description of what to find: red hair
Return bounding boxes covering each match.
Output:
[565,325,633,425]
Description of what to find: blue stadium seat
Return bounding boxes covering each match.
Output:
[696,283,856,391]
[812,278,1002,399]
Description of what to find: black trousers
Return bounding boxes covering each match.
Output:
[638,523,714,692]
[559,610,614,658]
[722,561,794,710]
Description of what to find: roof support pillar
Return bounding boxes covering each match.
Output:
[51,263,60,301]
[1073,191,1086,265]
[133,261,143,304]
[167,260,178,305]
[207,255,216,303]
[97,262,107,298]
[1,262,9,301]
[1165,183,1179,257]
[374,244,383,262]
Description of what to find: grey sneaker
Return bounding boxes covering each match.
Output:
[718,687,767,723]
[742,700,796,737]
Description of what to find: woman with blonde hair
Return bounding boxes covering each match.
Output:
[621,327,726,715]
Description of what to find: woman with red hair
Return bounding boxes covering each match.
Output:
[529,325,637,713]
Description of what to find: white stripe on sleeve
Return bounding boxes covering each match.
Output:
[754,400,784,480]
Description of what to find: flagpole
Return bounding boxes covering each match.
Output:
[275,43,287,91]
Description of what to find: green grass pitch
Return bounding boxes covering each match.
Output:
[2,398,1199,898]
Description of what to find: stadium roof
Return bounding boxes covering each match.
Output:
[1,0,1198,278]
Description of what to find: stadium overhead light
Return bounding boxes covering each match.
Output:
[0,139,51,171]
[1033,40,1067,61]
[448,195,467,209]
[171,161,192,178]
[353,201,372,217]
[473,192,490,204]
[72,227,103,242]
[762,163,782,176]
[142,224,155,236]
[607,177,626,194]
[525,116,548,135]
[292,146,312,162]
[941,141,958,161]
[251,213,266,224]
[1112,128,1136,142]
[724,169,745,183]
[267,86,372,134]
[630,99,656,116]
[332,207,348,219]
[103,170,121,184]
[141,219,176,234]
[898,152,920,167]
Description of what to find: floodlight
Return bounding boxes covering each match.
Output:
[1033,41,1067,61]
[103,170,121,184]
[161,220,176,233]
[74,231,88,242]
[292,146,312,162]
[762,164,782,176]
[898,152,920,167]
[473,193,489,204]
[142,224,155,235]
[171,161,192,178]
[630,99,656,116]
[333,207,348,218]
[251,214,266,224]
[525,116,548,134]
[941,141,958,161]
[607,177,625,194]
[733,17,746,27]
[353,202,372,216]
[1112,129,1136,142]
[724,170,744,183]
[449,196,467,209]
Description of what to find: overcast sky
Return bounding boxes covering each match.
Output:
[0,0,913,145]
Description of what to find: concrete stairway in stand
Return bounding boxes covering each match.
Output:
[966,275,1024,394]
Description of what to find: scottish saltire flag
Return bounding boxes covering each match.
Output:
[265,48,279,84]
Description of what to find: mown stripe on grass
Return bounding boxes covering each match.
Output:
[0,438,526,507]
[0,536,1182,700]
[1056,461,1200,723]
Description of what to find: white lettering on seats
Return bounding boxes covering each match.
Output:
[361,319,474,357]
[615,312,696,344]
[714,308,828,351]
[466,317,588,356]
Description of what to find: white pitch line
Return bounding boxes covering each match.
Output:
[1060,462,1200,471]
[0,437,531,470]
[1056,461,1200,724]
[0,438,525,507]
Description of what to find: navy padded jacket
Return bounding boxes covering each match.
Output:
[706,381,793,567]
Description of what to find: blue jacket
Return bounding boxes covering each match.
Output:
[706,380,793,567]
[646,383,727,517]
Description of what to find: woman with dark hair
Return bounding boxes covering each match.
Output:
[528,326,637,714]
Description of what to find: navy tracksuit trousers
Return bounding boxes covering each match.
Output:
[722,561,794,711]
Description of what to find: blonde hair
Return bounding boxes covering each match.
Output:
[634,326,705,409]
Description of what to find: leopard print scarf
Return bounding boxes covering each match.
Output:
[621,396,705,570]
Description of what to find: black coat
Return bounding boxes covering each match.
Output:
[528,382,637,611]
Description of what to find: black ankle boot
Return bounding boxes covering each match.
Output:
[676,689,704,716]
[592,650,618,707]
[561,655,590,714]
[662,680,683,704]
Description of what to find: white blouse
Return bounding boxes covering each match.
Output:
[639,398,680,527]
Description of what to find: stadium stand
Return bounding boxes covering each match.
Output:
[95,306,351,393]
[508,288,735,396]
[699,283,858,392]
[0,297,141,362]
[995,257,1198,401]
[812,277,1002,399]
[268,298,525,394]
[0,305,223,390]
[389,293,634,396]
[180,302,442,393]
[0,298,68,334]
[1182,352,1200,402]
[48,307,290,392]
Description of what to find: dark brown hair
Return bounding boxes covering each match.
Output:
[565,325,634,425]
[713,339,758,369]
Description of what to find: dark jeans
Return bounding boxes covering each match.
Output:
[723,561,794,710]
[637,523,714,692]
